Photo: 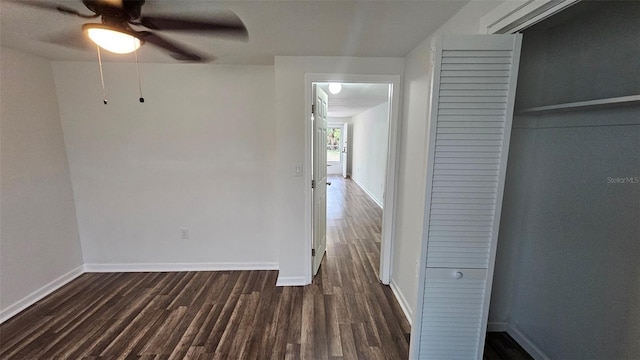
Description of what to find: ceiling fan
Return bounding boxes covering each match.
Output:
[13,0,249,62]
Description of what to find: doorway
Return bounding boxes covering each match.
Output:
[326,124,344,175]
[304,75,402,285]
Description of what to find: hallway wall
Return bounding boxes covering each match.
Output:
[351,102,389,207]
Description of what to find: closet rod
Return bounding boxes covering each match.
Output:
[516,94,640,115]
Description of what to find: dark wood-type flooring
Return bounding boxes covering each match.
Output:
[0,176,410,359]
[0,175,531,359]
[484,332,533,360]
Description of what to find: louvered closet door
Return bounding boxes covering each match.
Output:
[412,34,522,360]
[420,268,487,358]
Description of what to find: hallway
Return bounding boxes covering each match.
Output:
[310,174,411,358]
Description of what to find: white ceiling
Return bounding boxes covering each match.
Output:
[318,82,389,118]
[0,0,470,64]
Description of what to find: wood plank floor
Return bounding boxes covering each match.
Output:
[0,176,532,359]
[0,175,411,359]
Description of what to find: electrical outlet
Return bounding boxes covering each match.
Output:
[179,227,189,240]
[415,260,420,278]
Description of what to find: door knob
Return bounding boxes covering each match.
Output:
[327,181,332,186]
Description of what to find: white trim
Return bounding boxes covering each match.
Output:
[409,38,442,360]
[351,176,383,209]
[0,261,287,324]
[275,276,307,287]
[83,262,279,273]
[487,322,508,332]
[0,265,84,324]
[327,121,345,176]
[389,279,413,326]
[304,73,402,286]
[341,122,349,178]
[379,79,401,285]
[480,0,580,34]
[507,324,550,360]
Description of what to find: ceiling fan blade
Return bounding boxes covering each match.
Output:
[136,31,212,62]
[137,13,248,41]
[42,27,94,51]
[9,0,98,18]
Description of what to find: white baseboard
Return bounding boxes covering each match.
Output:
[1,262,284,324]
[275,276,307,287]
[84,262,279,273]
[389,279,413,326]
[507,324,550,360]
[487,321,508,332]
[0,265,84,324]
[351,177,383,208]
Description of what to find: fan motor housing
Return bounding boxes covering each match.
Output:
[82,0,145,20]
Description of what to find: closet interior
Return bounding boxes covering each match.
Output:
[488,1,640,359]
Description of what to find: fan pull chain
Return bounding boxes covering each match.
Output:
[96,46,107,105]
[134,46,144,103]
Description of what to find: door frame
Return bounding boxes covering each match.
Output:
[341,122,349,178]
[326,122,344,175]
[479,0,580,35]
[304,73,402,285]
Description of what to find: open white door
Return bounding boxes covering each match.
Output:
[341,123,348,178]
[312,85,329,276]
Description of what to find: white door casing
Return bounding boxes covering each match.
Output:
[479,0,580,34]
[410,34,522,360]
[303,73,402,286]
[312,85,329,276]
[327,124,343,175]
[341,123,349,178]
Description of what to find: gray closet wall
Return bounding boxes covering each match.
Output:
[489,2,640,359]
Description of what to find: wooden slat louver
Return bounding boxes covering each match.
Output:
[414,34,522,360]
[426,48,515,269]
[420,269,487,359]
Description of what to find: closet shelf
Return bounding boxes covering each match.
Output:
[516,95,640,115]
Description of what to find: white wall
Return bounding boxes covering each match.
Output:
[51,62,278,268]
[273,56,404,283]
[0,48,83,319]
[498,120,640,359]
[351,102,389,206]
[392,0,505,318]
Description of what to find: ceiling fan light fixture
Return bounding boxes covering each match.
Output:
[83,24,142,54]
